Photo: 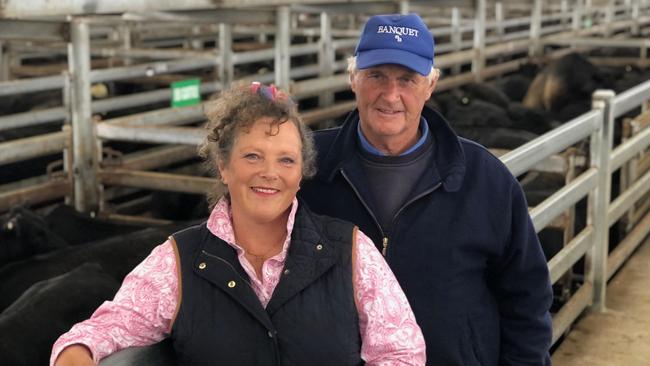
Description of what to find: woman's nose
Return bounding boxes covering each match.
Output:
[259,161,279,180]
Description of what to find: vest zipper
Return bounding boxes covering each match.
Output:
[381,237,389,256]
[201,250,254,289]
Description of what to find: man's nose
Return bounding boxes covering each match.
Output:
[381,78,400,102]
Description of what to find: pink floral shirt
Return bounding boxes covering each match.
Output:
[51,198,425,365]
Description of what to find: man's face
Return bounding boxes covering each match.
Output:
[350,64,436,155]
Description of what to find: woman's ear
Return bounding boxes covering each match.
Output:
[217,159,228,185]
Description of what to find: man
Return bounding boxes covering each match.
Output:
[299,13,553,366]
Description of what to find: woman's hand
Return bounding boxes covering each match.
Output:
[54,344,95,366]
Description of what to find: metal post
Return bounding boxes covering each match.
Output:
[573,0,583,34]
[62,71,73,205]
[604,0,615,37]
[495,2,504,41]
[472,0,486,81]
[632,0,640,35]
[451,7,462,75]
[191,25,203,50]
[218,23,233,88]
[529,0,543,57]
[399,0,410,15]
[118,23,132,66]
[318,12,334,108]
[275,6,291,90]
[584,0,593,28]
[588,90,616,312]
[0,41,9,81]
[69,18,99,213]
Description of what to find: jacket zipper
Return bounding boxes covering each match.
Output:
[340,168,387,253]
[341,168,443,257]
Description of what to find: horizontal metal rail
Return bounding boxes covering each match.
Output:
[102,104,205,126]
[96,124,204,145]
[0,74,65,96]
[0,107,68,131]
[607,212,650,280]
[548,226,595,284]
[529,168,598,233]
[610,125,650,171]
[116,145,198,170]
[552,282,593,345]
[99,168,214,194]
[613,79,650,118]
[0,178,71,212]
[501,110,602,177]
[89,58,218,83]
[0,131,68,165]
[608,169,650,227]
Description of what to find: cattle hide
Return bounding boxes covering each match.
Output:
[522,53,604,115]
[99,338,176,366]
[0,222,190,312]
[453,126,538,150]
[0,205,147,268]
[0,207,70,268]
[0,262,119,366]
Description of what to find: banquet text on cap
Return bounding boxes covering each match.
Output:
[376,25,419,37]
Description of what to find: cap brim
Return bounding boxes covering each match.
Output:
[356,48,432,76]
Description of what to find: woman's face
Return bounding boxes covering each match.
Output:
[219,117,303,225]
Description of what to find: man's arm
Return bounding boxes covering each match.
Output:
[492,182,553,366]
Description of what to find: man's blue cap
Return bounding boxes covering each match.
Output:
[355,13,435,76]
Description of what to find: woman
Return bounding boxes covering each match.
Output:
[51,83,425,365]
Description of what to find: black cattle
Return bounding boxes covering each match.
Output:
[0,206,70,267]
[493,73,535,103]
[0,222,190,311]
[459,82,511,109]
[99,339,176,366]
[0,262,120,366]
[523,53,612,121]
[0,205,147,268]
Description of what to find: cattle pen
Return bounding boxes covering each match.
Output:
[1,0,650,364]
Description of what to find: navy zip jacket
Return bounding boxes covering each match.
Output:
[299,106,553,366]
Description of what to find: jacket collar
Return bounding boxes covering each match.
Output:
[317,106,466,192]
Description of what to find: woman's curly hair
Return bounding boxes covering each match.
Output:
[198,83,316,208]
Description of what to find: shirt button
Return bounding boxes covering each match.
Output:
[267,330,274,338]
[198,262,206,270]
[283,269,290,275]
[227,280,236,288]
[316,244,323,251]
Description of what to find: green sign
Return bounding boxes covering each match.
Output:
[171,78,201,107]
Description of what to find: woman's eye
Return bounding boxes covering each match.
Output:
[280,157,295,165]
[244,153,260,161]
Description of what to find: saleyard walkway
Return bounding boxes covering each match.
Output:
[553,236,650,366]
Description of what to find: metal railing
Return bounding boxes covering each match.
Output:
[500,79,650,344]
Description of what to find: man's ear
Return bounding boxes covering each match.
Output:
[426,76,438,99]
[349,71,358,93]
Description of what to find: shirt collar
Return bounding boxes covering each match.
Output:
[357,116,430,156]
[206,197,298,262]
